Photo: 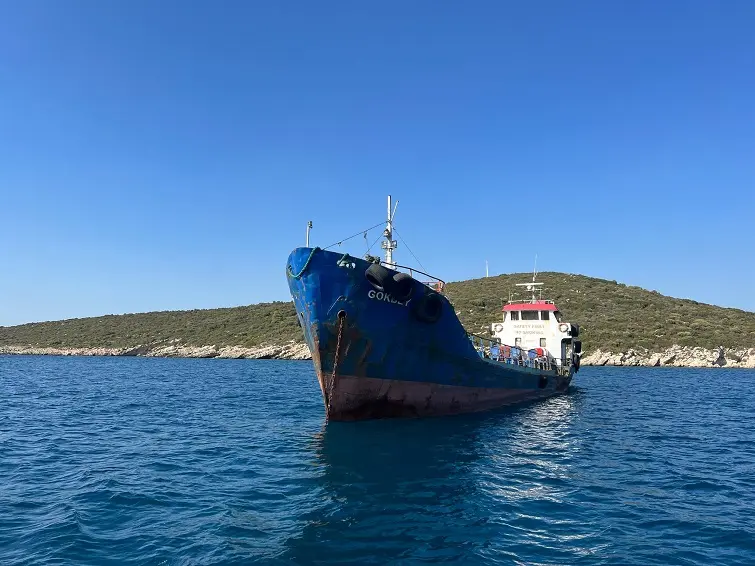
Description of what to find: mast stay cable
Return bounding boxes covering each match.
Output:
[323,221,385,251]
[393,227,426,272]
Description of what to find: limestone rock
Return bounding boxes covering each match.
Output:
[3,342,754,368]
[578,345,755,368]
[121,344,151,356]
[661,353,677,366]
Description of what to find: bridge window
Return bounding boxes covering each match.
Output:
[540,311,550,321]
[521,311,539,321]
[540,338,546,348]
[554,311,562,322]
[510,311,519,321]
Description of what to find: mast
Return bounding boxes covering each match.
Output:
[381,195,398,268]
[515,257,543,303]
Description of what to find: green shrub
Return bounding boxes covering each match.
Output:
[1,272,753,351]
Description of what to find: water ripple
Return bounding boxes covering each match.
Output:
[1,357,754,565]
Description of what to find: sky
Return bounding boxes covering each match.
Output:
[1,0,754,326]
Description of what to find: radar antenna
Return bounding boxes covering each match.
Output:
[515,255,543,303]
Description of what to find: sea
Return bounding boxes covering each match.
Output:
[1,356,754,566]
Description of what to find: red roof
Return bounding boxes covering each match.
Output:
[503,302,558,312]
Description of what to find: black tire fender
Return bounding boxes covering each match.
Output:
[412,291,443,323]
[573,339,582,354]
[391,272,414,302]
[365,263,395,292]
[570,323,580,338]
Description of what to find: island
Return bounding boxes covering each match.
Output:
[2,273,753,368]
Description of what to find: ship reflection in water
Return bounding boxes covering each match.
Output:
[281,388,596,565]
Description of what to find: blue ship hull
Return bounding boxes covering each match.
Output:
[286,247,573,421]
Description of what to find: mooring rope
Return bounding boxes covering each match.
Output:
[287,246,320,279]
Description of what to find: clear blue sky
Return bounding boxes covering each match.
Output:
[1,1,754,326]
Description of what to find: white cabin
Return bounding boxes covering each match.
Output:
[490,292,580,368]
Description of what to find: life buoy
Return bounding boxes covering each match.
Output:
[493,323,503,333]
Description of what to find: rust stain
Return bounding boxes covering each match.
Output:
[328,396,420,421]
[292,269,574,421]
[319,373,570,421]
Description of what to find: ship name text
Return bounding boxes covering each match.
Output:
[367,289,410,306]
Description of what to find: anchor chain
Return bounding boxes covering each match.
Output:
[327,311,346,412]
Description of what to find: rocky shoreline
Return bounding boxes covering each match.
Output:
[0,340,311,360]
[581,345,755,368]
[1,342,754,368]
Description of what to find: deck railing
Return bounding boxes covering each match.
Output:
[467,332,571,375]
[389,262,446,294]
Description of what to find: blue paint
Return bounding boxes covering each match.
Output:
[286,247,574,416]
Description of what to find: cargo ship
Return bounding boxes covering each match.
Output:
[285,196,582,421]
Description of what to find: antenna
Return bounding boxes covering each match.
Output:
[306,221,313,247]
[486,260,489,278]
[516,256,544,303]
[381,195,398,268]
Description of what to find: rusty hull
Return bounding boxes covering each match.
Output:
[286,247,574,421]
[318,373,568,421]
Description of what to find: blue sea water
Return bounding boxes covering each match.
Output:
[1,356,754,565]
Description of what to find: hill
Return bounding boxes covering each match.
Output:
[1,272,754,354]
[445,272,755,351]
[0,302,302,350]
